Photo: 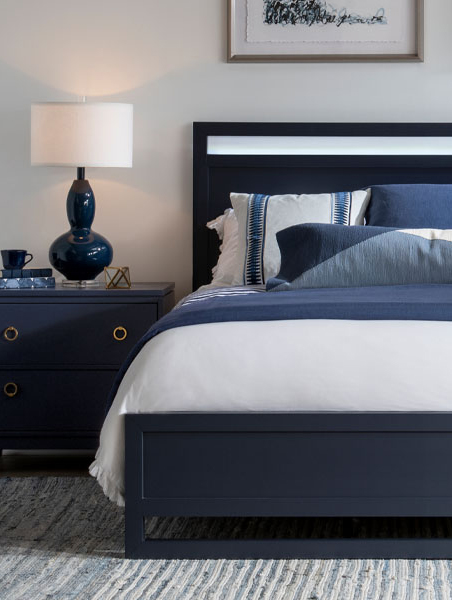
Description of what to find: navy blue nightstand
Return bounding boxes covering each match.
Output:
[0,283,175,450]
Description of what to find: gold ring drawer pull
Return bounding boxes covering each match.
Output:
[4,382,18,398]
[4,326,18,342]
[113,326,128,341]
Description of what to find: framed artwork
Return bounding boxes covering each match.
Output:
[228,0,424,62]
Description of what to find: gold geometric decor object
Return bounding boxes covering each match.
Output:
[104,266,132,289]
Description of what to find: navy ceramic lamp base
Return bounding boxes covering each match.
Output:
[49,169,113,283]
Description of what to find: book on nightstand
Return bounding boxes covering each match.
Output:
[1,268,53,278]
[0,268,55,289]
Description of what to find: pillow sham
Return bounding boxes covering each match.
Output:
[206,209,239,287]
[230,190,371,285]
[366,184,452,228]
[267,223,452,291]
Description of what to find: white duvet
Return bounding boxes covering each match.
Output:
[90,317,452,506]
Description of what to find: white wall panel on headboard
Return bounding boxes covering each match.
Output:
[207,136,452,156]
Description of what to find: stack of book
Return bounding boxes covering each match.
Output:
[0,268,56,289]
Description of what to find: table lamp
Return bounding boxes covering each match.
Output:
[31,102,133,286]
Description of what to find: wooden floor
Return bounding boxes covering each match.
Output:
[0,450,95,477]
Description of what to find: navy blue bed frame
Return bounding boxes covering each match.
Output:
[125,122,452,559]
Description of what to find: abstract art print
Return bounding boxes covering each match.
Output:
[228,0,423,62]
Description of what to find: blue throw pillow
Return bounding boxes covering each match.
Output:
[267,223,452,291]
[366,184,452,228]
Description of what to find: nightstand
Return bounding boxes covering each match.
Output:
[0,282,175,450]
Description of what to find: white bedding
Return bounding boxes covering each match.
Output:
[90,317,452,506]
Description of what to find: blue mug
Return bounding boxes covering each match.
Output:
[1,249,33,270]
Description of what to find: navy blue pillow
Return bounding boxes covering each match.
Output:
[366,184,452,228]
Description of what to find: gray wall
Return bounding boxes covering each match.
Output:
[0,0,451,298]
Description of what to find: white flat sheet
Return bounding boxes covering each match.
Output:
[90,319,452,505]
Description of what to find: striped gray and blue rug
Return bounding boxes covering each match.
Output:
[1,477,452,599]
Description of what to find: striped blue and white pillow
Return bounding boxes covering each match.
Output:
[230,190,371,285]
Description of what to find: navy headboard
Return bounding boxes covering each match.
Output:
[193,122,452,291]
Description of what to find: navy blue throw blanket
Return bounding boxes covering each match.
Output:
[107,284,452,409]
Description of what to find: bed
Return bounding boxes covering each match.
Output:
[93,122,452,559]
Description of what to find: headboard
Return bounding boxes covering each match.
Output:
[193,122,452,291]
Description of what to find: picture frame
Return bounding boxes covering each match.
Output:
[228,0,424,63]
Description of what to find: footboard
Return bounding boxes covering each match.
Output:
[125,412,452,559]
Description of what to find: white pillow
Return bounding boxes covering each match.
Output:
[206,209,239,287]
[231,190,371,285]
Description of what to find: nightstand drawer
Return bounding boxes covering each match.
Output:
[0,303,157,366]
[0,370,114,431]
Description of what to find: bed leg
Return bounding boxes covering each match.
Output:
[125,507,145,559]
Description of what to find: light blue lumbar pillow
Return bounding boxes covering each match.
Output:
[267,223,452,291]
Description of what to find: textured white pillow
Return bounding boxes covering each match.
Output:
[206,209,239,287]
[231,190,371,285]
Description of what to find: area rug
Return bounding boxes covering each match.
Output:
[1,477,452,599]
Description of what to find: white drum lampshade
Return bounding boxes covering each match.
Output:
[31,102,133,167]
[31,102,133,285]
